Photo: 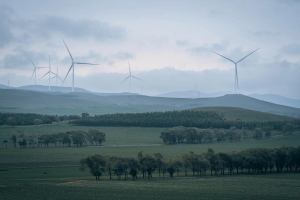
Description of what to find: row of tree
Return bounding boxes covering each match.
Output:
[73,111,300,131]
[0,112,80,126]
[80,146,300,180]
[160,124,296,144]
[3,129,106,148]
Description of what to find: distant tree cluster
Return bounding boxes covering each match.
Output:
[0,112,80,126]
[3,129,105,148]
[80,146,300,180]
[72,111,299,131]
[160,124,297,144]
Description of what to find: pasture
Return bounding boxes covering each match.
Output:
[1,123,300,200]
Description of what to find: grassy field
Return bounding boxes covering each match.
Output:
[0,123,299,168]
[1,123,300,200]
[1,169,300,200]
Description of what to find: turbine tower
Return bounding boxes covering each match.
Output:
[62,39,99,92]
[39,56,57,90]
[141,84,146,95]
[28,57,46,85]
[194,84,198,98]
[120,61,143,93]
[51,67,64,86]
[212,48,259,94]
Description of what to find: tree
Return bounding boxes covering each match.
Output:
[10,134,17,148]
[80,154,106,180]
[242,128,248,140]
[127,157,140,180]
[254,128,263,139]
[153,153,164,178]
[283,123,295,135]
[3,139,8,148]
[6,117,17,126]
[139,154,157,179]
[33,119,43,126]
[82,113,90,119]
[89,129,106,146]
[167,160,176,178]
[264,127,272,138]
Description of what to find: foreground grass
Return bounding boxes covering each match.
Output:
[1,171,300,200]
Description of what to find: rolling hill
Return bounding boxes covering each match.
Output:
[190,107,295,122]
[1,89,300,118]
[249,94,300,109]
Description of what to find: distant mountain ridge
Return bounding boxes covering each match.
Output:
[157,90,234,98]
[1,89,300,118]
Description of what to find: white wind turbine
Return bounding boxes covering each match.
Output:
[51,66,65,86]
[141,84,146,95]
[28,57,46,85]
[39,56,57,90]
[212,48,259,94]
[62,39,99,92]
[120,61,143,93]
[194,85,199,98]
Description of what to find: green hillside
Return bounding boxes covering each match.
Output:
[191,107,296,122]
[1,89,300,118]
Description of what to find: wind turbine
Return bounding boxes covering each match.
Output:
[51,66,64,86]
[39,56,57,90]
[141,84,146,95]
[212,48,259,94]
[28,57,46,85]
[194,85,199,98]
[62,39,99,92]
[120,61,143,93]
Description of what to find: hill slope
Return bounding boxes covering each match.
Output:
[1,89,300,118]
[250,94,300,109]
[191,107,295,122]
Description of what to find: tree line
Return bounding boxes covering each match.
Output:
[80,146,300,180]
[2,129,106,148]
[0,112,80,126]
[160,124,296,144]
[72,110,300,131]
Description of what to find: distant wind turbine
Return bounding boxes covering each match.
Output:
[141,84,146,95]
[120,61,143,93]
[51,67,64,86]
[212,48,259,94]
[39,56,57,90]
[194,85,199,98]
[62,39,99,92]
[28,57,46,85]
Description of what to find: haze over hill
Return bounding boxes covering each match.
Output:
[1,88,300,118]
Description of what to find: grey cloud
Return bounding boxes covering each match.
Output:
[191,42,228,54]
[0,5,15,47]
[176,40,189,46]
[62,51,134,66]
[31,16,127,42]
[1,48,51,69]
[281,43,300,55]
[249,30,274,36]
[113,52,134,60]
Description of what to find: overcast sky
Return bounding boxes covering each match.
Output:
[0,0,300,98]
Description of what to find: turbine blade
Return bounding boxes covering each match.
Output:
[236,48,259,64]
[131,76,143,81]
[30,69,36,81]
[63,64,73,83]
[27,57,36,69]
[50,76,57,80]
[62,39,74,61]
[212,51,235,63]
[51,71,58,76]
[120,76,130,84]
[39,71,50,80]
[74,62,99,65]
